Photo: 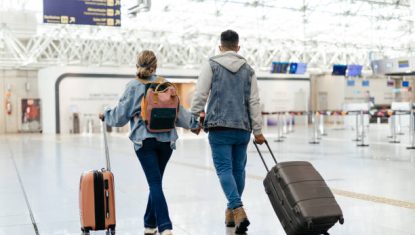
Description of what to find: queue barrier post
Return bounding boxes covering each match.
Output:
[274,112,284,143]
[389,113,400,144]
[357,110,369,147]
[309,112,320,144]
[407,109,415,150]
[316,112,321,140]
[388,113,393,139]
[319,112,327,136]
[333,112,339,130]
[281,112,287,138]
[333,111,344,130]
[397,113,404,135]
[352,112,361,142]
[288,113,294,133]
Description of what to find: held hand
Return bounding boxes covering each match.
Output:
[199,112,205,123]
[191,128,201,135]
[254,134,266,145]
[98,113,105,121]
[190,112,205,135]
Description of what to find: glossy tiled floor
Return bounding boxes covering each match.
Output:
[1,124,415,235]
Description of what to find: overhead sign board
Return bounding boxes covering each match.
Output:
[43,0,121,27]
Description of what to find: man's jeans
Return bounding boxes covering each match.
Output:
[208,129,251,209]
[135,138,173,232]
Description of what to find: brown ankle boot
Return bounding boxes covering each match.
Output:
[233,207,250,234]
[225,208,235,227]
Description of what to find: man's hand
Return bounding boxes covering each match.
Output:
[190,112,205,135]
[98,113,105,121]
[199,112,205,126]
[254,134,266,144]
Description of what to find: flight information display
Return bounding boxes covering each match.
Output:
[332,64,347,76]
[43,0,121,27]
[347,64,363,77]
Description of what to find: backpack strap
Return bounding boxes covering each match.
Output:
[155,76,166,83]
[154,81,177,93]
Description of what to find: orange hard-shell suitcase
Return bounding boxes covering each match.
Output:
[79,121,116,234]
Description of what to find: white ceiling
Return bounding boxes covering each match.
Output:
[0,0,414,69]
[1,0,413,46]
[124,0,414,49]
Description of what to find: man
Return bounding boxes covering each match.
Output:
[190,29,265,234]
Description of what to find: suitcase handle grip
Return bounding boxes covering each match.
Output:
[253,140,278,173]
[101,120,111,171]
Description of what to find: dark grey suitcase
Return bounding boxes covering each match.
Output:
[253,141,344,235]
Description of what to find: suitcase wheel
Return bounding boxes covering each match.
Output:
[339,216,345,224]
[81,227,91,234]
[107,225,116,235]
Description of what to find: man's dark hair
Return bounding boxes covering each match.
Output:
[221,30,239,50]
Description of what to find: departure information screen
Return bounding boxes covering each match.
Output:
[398,60,409,68]
[43,0,121,27]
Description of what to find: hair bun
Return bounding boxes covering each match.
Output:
[137,50,157,79]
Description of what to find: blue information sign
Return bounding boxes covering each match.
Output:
[43,0,121,27]
[362,80,370,87]
[347,80,355,87]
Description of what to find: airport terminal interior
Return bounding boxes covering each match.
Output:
[1,0,415,234]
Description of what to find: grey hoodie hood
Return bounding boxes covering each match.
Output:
[211,51,247,73]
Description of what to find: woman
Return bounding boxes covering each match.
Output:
[100,50,192,235]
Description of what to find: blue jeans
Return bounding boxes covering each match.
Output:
[135,138,173,232]
[208,129,251,209]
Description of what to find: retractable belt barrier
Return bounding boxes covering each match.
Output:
[262,111,290,142]
[262,109,411,121]
[262,108,415,149]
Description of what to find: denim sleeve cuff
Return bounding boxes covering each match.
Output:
[253,129,262,136]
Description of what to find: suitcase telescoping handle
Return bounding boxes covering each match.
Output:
[101,120,111,172]
[253,140,277,173]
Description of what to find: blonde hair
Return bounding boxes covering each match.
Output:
[136,50,157,79]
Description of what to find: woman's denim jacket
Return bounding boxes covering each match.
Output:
[104,75,192,150]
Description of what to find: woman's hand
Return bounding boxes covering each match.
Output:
[98,113,105,121]
[191,128,201,135]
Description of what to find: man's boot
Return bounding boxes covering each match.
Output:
[233,207,250,234]
[225,208,235,227]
